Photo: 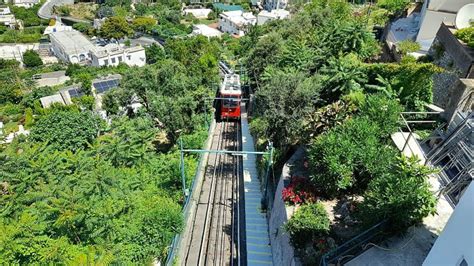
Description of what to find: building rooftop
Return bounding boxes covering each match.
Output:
[258,9,290,19]
[50,30,95,56]
[92,43,144,58]
[13,0,39,4]
[0,6,11,15]
[40,94,66,108]
[183,8,212,19]
[193,24,222,38]
[92,74,122,94]
[37,70,67,79]
[212,3,243,12]
[221,11,256,27]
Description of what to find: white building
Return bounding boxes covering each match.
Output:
[257,9,289,25]
[192,24,222,38]
[90,43,146,67]
[0,43,38,62]
[0,6,10,15]
[218,11,256,37]
[12,0,39,8]
[49,30,146,67]
[43,22,73,35]
[50,30,96,64]
[265,0,288,11]
[423,183,473,266]
[0,6,17,29]
[183,8,212,19]
[386,0,474,54]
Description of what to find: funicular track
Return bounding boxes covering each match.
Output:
[183,121,243,266]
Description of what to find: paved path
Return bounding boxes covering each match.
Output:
[241,105,274,266]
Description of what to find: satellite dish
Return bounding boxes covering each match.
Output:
[455,4,474,29]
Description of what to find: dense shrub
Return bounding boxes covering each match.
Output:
[358,156,437,231]
[308,116,397,197]
[0,29,42,43]
[397,40,421,55]
[358,94,402,138]
[133,17,157,33]
[454,26,474,48]
[10,5,47,27]
[303,96,359,140]
[73,22,93,35]
[285,203,330,249]
[376,0,410,14]
[99,17,133,40]
[282,176,317,205]
[365,63,441,111]
[96,6,115,18]
[22,50,43,68]
[29,109,102,151]
[253,70,322,148]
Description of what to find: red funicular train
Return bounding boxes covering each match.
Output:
[219,74,242,120]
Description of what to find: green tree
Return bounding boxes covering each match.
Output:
[132,17,157,33]
[99,17,133,40]
[253,69,322,148]
[97,117,154,167]
[145,43,165,64]
[29,109,102,151]
[320,54,367,101]
[72,95,95,110]
[22,50,43,68]
[358,156,437,231]
[75,73,92,95]
[73,22,93,35]
[97,6,115,18]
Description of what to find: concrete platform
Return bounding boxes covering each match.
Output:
[391,132,426,164]
[346,175,454,266]
[241,105,274,266]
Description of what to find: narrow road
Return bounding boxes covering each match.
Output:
[38,0,90,25]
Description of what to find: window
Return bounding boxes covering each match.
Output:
[118,56,122,62]
[127,55,131,60]
[104,59,108,66]
[222,95,240,108]
[111,57,116,64]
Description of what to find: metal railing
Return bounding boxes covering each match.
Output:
[320,220,388,266]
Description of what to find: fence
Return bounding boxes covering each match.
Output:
[320,220,388,266]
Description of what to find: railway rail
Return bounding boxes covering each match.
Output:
[183,121,243,266]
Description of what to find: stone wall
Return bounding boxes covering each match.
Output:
[269,148,306,266]
[443,79,474,123]
[428,24,474,109]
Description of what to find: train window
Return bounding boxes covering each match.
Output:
[223,97,239,107]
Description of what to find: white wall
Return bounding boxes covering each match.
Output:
[126,49,146,67]
[218,17,239,35]
[50,37,89,64]
[91,49,146,67]
[427,0,474,13]
[423,183,474,266]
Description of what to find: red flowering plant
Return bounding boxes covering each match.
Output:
[282,176,317,205]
